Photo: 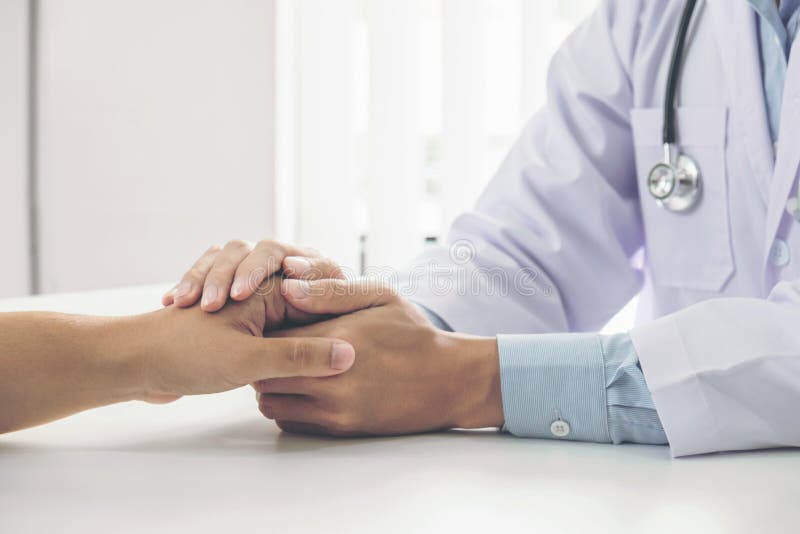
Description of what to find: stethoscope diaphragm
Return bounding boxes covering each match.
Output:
[647,0,702,213]
[647,144,702,212]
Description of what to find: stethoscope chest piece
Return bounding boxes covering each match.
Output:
[647,145,701,212]
[648,0,703,213]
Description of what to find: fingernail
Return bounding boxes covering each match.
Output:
[330,342,355,371]
[231,279,244,298]
[175,280,191,298]
[284,256,312,275]
[202,285,218,307]
[284,279,310,300]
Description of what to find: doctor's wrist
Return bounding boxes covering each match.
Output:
[443,334,504,430]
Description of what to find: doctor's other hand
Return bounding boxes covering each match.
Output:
[162,239,345,313]
[254,279,504,436]
[135,285,355,404]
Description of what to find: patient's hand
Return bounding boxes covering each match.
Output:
[161,239,345,325]
[0,281,356,434]
[136,281,356,404]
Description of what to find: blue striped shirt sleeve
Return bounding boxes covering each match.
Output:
[499,332,667,445]
[498,333,610,442]
[416,303,666,445]
[602,333,668,444]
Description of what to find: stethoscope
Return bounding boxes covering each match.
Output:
[647,0,701,212]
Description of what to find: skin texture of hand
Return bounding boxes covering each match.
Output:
[137,281,356,404]
[162,239,344,313]
[253,278,505,437]
[0,285,355,434]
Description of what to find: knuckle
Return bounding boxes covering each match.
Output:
[329,278,350,292]
[183,267,204,284]
[206,244,222,254]
[225,239,253,252]
[225,239,250,249]
[288,340,315,372]
[256,239,286,269]
[379,283,399,302]
[329,412,357,434]
[381,281,398,296]
[207,265,229,280]
[318,258,345,278]
[298,260,326,281]
[275,419,302,434]
[256,238,283,252]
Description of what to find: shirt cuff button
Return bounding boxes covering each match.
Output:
[550,419,571,438]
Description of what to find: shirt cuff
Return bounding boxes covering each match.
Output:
[602,333,668,445]
[498,333,611,442]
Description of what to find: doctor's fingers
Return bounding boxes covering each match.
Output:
[280,257,348,324]
[282,256,346,281]
[281,278,397,316]
[259,397,357,437]
[228,240,323,303]
[252,375,330,395]
[167,245,222,307]
[257,394,327,424]
[273,420,331,437]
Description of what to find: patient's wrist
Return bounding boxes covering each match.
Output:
[65,313,150,405]
[98,312,163,403]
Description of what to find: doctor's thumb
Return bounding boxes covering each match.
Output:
[281,278,396,315]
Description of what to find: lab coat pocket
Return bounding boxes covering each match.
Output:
[630,107,733,292]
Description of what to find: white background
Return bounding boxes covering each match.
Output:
[0,0,599,298]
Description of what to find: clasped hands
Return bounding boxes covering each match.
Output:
[159,239,504,437]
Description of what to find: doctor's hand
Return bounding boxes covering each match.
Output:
[253,279,504,436]
[162,239,345,313]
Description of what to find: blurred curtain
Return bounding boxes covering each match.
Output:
[278,0,598,271]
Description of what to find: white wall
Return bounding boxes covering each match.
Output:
[365,0,424,269]
[290,0,361,271]
[36,0,277,293]
[441,0,488,232]
[1,0,598,296]
[0,0,32,298]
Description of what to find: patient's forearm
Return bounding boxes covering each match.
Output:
[0,312,142,434]
[0,294,356,435]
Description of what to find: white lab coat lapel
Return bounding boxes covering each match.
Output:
[707,0,774,207]
[764,26,800,266]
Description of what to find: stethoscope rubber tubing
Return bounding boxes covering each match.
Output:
[663,0,698,145]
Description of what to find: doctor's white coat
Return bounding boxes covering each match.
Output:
[409,0,800,456]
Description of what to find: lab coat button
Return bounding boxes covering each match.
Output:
[769,239,790,267]
[550,419,571,438]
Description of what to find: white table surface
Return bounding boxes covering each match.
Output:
[1,285,799,533]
